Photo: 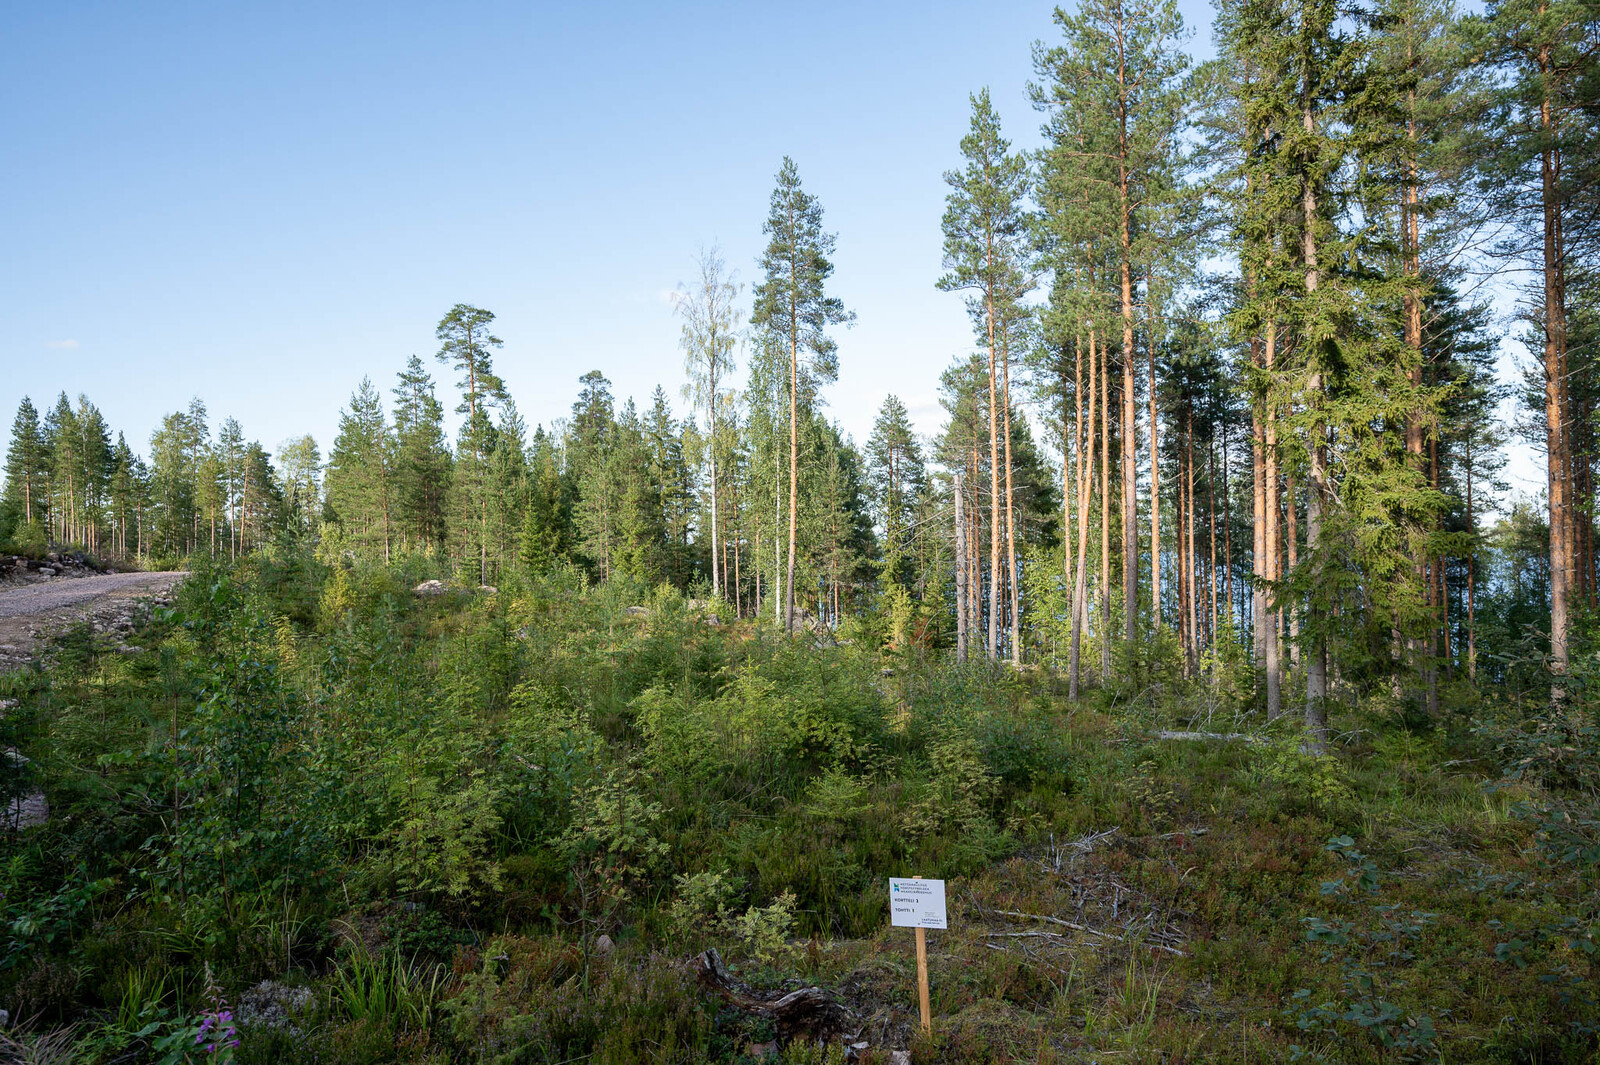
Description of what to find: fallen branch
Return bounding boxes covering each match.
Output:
[988,910,1187,957]
[1153,731,1261,743]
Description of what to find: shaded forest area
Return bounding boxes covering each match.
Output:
[3,0,1600,1061]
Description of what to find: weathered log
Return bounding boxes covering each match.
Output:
[693,948,855,1044]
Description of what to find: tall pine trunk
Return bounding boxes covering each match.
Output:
[1304,109,1330,750]
[986,292,1002,660]
[1071,329,1098,698]
[1264,322,1283,719]
[1149,286,1161,632]
[1541,35,1571,693]
[1100,338,1113,681]
[1002,330,1021,666]
[955,469,969,662]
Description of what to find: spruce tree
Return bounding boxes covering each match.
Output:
[326,378,396,562]
[393,355,451,552]
[866,395,927,589]
[4,397,49,532]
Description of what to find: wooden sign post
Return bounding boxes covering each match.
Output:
[889,876,947,1035]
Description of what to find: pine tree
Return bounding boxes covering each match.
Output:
[436,304,508,584]
[1472,0,1600,693]
[1035,0,1194,661]
[939,89,1035,663]
[750,158,854,633]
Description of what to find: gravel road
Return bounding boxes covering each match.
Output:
[0,571,187,620]
[1,571,186,829]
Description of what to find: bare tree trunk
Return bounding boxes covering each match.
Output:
[1149,284,1161,632]
[786,318,800,634]
[1303,103,1330,751]
[1541,36,1571,695]
[1252,336,1267,706]
[986,294,1002,660]
[1062,346,1075,611]
[1467,449,1477,682]
[1264,323,1283,719]
[1209,433,1219,660]
[1100,337,1113,682]
[1186,410,1199,676]
[1070,330,1097,698]
[955,469,969,663]
[1116,19,1139,655]
[1002,332,1021,666]
[1177,423,1189,673]
[1222,418,1234,632]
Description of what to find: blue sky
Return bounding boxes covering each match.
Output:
[7,1,1538,499]
[0,0,1220,468]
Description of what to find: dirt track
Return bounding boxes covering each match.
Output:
[0,571,186,672]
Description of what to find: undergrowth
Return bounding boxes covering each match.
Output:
[0,553,1594,1062]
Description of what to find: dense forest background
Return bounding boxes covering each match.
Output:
[5,0,1590,722]
[3,0,1600,1061]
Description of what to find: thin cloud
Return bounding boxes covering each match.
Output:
[46,339,79,350]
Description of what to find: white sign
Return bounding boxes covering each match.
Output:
[889,877,948,929]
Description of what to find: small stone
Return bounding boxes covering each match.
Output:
[890,1052,912,1065]
[37,567,55,577]
[625,606,649,618]
[478,585,499,595]
[413,580,449,596]
[704,614,722,627]
[594,933,614,955]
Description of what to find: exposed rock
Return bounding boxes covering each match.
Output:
[3,790,48,832]
[413,580,449,597]
[625,606,649,618]
[594,933,614,956]
[478,585,499,596]
[704,614,722,627]
[793,608,838,647]
[236,980,315,1036]
[36,568,55,578]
